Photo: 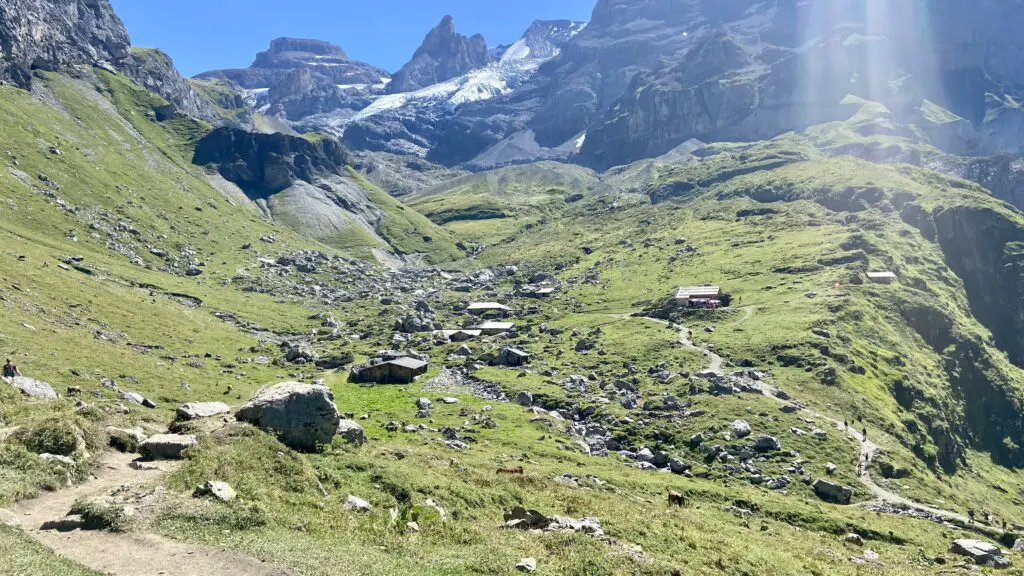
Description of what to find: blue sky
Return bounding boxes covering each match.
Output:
[109,0,595,78]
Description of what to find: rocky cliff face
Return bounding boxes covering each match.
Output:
[387,16,491,94]
[433,0,1024,170]
[900,201,1024,467]
[493,20,587,62]
[193,127,348,196]
[119,48,218,122]
[0,0,131,88]
[0,0,219,121]
[574,0,1024,169]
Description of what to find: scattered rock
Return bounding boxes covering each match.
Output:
[516,391,534,407]
[336,419,366,446]
[949,539,1004,565]
[344,495,372,512]
[175,401,230,421]
[0,508,20,527]
[193,481,237,502]
[730,420,752,439]
[4,376,57,400]
[128,461,163,471]
[139,434,197,460]
[235,382,340,452]
[504,507,550,530]
[106,426,147,453]
[753,435,781,452]
[844,533,864,546]
[40,453,76,466]
[516,558,537,573]
[812,479,853,505]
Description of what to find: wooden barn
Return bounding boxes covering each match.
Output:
[351,357,428,384]
[499,347,531,367]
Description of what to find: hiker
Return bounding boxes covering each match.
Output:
[968,508,975,524]
[843,420,848,430]
[862,427,868,441]
[2,359,21,379]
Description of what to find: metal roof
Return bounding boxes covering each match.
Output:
[478,321,514,330]
[676,286,721,299]
[468,302,511,310]
[386,357,429,370]
[504,347,530,356]
[866,271,897,278]
[441,329,482,336]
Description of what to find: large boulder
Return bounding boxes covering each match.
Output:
[729,420,752,439]
[4,376,57,400]
[753,435,781,452]
[812,479,853,504]
[950,539,1008,566]
[235,382,340,452]
[337,419,366,446]
[193,481,237,502]
[140,434,197,460]
[176,402,231,421]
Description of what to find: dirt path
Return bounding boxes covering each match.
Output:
[637,316,724,375]
[12,451,293,576]
[732,305,757,326]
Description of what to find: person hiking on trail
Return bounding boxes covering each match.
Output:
[2,359,20,379]
[862,427,868,441]
[968,508,975,524]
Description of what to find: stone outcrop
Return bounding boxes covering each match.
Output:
[3,376,57,400]
[0,0,131,88]
[812,479,853,504]
[235,382,341,452]
[176,402,231,421]
[387,16,491,94]
[140,434,197,460]
[192,127,347,196]
[118,48,218,121]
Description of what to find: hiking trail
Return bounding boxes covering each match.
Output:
[12,451,292,576]
[624,314,999,535]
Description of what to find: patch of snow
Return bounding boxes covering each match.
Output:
[569,22,588,37]
[499,39,531,64]
[336,83,369,91]
[574,131,587,151]
[352,59,542,122]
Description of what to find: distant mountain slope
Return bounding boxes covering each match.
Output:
[0,0,219,122]
[192,128,461,263]
[387,15,491,94]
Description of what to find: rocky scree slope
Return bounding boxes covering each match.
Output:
[192,127,460,262]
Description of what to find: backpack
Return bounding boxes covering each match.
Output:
[2,364,15,378]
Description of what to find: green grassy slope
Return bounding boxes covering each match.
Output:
[2,70,1024,576]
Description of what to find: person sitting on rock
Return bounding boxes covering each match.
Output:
[2,359,21,379]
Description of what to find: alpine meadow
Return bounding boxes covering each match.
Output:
[2,1,1024,574]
